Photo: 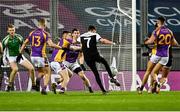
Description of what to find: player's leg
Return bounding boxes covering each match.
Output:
[97,56,120,86]
[7,61,18,91]
[31,57,45,92]
[73,66,93,93]
[159,56,172,89]
[19,58,36,89]
[156,66,170,93]
[137,55,159,94]
[138,61,156,92]
[50,61,69,94]
[36,67,44,92]
[86,60,107,93]
[160,67,170,86]
[68,61,93,93]
[59,68,70,94]
[151,57,168,93]
[151,63,163,93]
[41,65,51,95]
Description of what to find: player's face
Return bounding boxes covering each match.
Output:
[156,20,162,27]
[72,31,80,38]
[65,33,72,39]
[92,29,96,33]
[8,27,15,36]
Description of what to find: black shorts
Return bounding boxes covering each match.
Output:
[165,56,173,68]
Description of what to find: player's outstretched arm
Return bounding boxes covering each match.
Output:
[47,38,62,49]
[99,38,115,45]
[69,45,81,51]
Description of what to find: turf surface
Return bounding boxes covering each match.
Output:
[0,91,180,111]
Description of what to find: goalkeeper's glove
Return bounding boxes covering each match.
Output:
[16,53,23,63]
[80,64,86,71]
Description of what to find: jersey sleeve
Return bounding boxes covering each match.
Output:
[17,34,24,44]
[169,29,174,39]
[46,32,51,41]
[77,36,81,43]
[96,33,102,42]
[27,31,34,42]
[2,36,9,50]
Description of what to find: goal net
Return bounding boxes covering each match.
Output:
[114,0,136,91]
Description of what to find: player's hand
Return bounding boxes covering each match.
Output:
[62,47,69,51]
[16,53,23,63]
[24,47,30,55]
[80,64,86,71]
[142,52,150,57]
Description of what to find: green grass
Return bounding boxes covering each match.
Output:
[0,91,180,111]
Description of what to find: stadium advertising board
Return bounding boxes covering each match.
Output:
[0,71,180,91]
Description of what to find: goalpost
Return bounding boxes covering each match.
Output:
[116,0,136,91]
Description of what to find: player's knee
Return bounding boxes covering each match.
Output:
[28,66,35,72]
[64,77,70,83]
[12,67,18,72]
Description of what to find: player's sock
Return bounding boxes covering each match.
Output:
[6,82,14,92]
[88,87,93,93]
[57,81,61,85]
[36,77,41,91]
[51,83,57,94]
[140,85,144,91]
[41,86,47,95]
[59,87,65,94]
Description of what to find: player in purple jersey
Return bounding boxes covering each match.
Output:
[20,18,62,95]
[138,22,179,94]
[144,17,178,92]
[61,29,93,93]
[50,31,81,94]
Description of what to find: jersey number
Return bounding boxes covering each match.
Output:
[84,37,91,48]
[32,36,41,47]
[158,34,172,45]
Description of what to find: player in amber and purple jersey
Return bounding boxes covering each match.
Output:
[20,18,62,95]
[50,31,75,94]
[61,29,93,93]
[144,17,178,92]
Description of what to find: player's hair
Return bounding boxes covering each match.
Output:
[154,23,158,28]
[38,18,46,27]
[88,25,96,31]
[72,28,79,33]
[7,24,15,29]
[157,16,165,24]
[62,31,70,35]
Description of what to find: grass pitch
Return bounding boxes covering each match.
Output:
[0,91,180,111]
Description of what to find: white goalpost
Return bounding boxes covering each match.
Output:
[115,0,136,91]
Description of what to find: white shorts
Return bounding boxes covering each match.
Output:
[150,55,169,66]
[50,61,66,74]
[63,61,81,72]
[31,57,45,68]
[7,55,27,64]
